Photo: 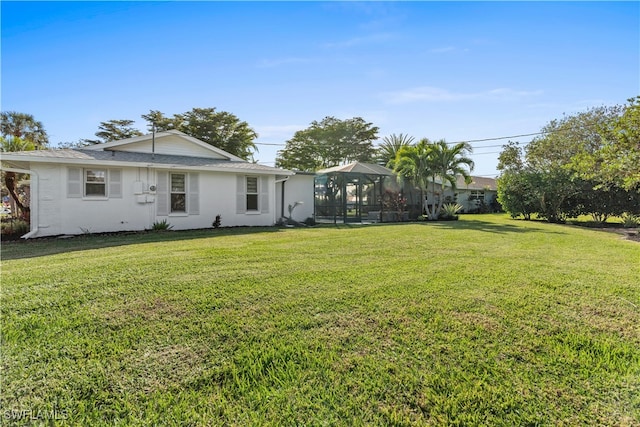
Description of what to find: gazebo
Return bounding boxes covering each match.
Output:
[314,162,402,223]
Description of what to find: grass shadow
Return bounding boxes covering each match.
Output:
[425,217,566,235]
[2,216,573,260]
[1,226,283,261]
[343,215,569,236]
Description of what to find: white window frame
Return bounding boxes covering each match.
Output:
[84,169,107,198]
[236,174,269,215]
[170,173,187,213]
[469,190,485,201]
[246,176,259,212]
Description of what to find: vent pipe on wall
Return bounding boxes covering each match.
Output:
[151,121,156,160]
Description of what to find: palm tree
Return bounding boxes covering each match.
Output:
[1,112,49,220]
[428,140,474,219]
[393,138,435,218]
[393,138,474,220]
[377,133,415,168]
[1,137,36,218]
[1,112,48,147]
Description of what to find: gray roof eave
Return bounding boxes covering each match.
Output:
[1,150,293,176]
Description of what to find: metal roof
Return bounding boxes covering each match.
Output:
[1,148,290,174]
[317,161,395,176]
[455,175,497,191]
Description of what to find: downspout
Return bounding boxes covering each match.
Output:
[275,175,290,221]
[281,180,286,220]
[2,167,39,239]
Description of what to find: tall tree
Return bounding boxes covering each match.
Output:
[83,119,143,144]
[276,116,379,171]
[497,141,539,219]
[497,170,541,220]
[142,108,258,160]
[393,139,474,220]
[393,138,435,218]
[0,136,36,153]
[1,137,36,215]
[572,96,640,191]
[141,110,176,131]
[1,112,48,147]
[523,104,625,221]
[496,102,637,222]
[527,104,623,172]
[1,112,48,220]
[429,140,474,219]
[496,141,525,172]
[376,133,415,168]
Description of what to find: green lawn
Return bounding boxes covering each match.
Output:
[2,214,639,425]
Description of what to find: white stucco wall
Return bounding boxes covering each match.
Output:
[276,173,315,223]
[456,189,498,213]
[29,163,279,237]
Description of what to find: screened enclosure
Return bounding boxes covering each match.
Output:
[314,162,419,223]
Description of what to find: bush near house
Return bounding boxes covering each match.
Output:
[0,218,29,240]
[2,215,639,425]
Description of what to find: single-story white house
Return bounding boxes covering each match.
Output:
[1,130,314,238]
[449,175,499,213]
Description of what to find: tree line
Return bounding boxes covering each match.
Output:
[4,96,638,223]
[1,108,478,221]
[1,108,388,167]
[496,97,640,223]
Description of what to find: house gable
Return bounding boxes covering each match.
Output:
[455,176,497,191]
[84,130,243,161]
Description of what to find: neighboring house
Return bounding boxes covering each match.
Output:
[1,130,312,238]
[450,176,498,213]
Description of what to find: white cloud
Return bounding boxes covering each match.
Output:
[429,46,456,54]
[383,86,543,104]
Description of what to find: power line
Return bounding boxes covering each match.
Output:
[256,122,603,150]
[471,151,502,156]
[254,141,532,152]
[447,131,546,145]
[254,131,546,148]
[472,173,500,178]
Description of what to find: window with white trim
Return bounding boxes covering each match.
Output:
[469,190,485,201]
[170,173,186,213]
[156,171,199,216]
[68,167,122,199]
[85,169,107,197]
[236,175,269,214]
[246,176,259,211]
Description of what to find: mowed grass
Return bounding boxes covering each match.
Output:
[1,214,639,425]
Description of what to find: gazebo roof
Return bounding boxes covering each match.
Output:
[317,161,394,176]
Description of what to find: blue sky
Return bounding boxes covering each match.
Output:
[2,1,638,176]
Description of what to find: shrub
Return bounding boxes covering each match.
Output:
[621,213,640,228]
[212,214,222,229]
[439,203,463,220]
[0,219,29,239]
[151,219,173,231]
